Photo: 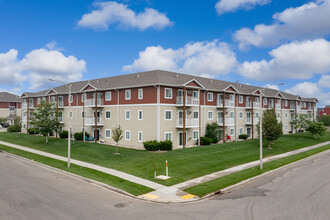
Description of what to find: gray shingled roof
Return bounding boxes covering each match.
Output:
[20,70,317,102]
[0,92,21,102]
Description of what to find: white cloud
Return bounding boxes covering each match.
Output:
[215,0,271,15]
[264,84,279,90]
[0,47,86,92]
[123,40,237,77]
[234,0,330,49]
[237,39,330,81]
[285,82,330,106]
[77,1,172,31]
[318,74,330,88]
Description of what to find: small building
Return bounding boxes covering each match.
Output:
[319,105,330,116]
[0,92,21,125]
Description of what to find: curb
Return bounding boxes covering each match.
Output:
[201,149,330,200]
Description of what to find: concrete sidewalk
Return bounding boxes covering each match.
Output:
[1,140,329,203]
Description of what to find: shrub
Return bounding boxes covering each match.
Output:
[74,132,90,141]
[205,122,219,143]
[200,136,213,145]
[143,140,173,151]
[239,134,248,140]
[7,124,21,132]
[28,128,39,135]
[289,131,292,134]
[59,130,68,139]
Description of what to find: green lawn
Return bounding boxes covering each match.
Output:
[185,144,330,197]
[0,132,329,186]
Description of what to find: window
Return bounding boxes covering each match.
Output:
[125,130,131,140]
[37,98,41,104]
[69,111,73,118]
[125,110,130,120]
[230,111,234,118]
[285,100,288,106]
[285,124,288,131]
[138,110,143,120]
[81,94,86,102]
[193,130,199,140]
[304,102,306,108]
[263,98,267,105]
[125,90,131,100]
[239,111,243,119]
[105,129,111,138]
[193,91,199,97]
[230,128,235,136]
[81,111,86,118]
[285,112,288,118]
[138,131,143,142]
[255,97,259,102]
[9,106,15,111]
[207,92,213,101]
[229,94,234,101]
[239,96,243,103]
[208,111,213,120]
[165,110,172,120]
[105,111,111,119]
[165,88,172,99]
[277,113,280,117]
[193,111,199,119]
[256,112,259,118]
[165,132,172,141]
[138,89,143,99]
[239,127,243,135]
[105,92,111,101]
[69,95,73,103]
[41,97,46,103]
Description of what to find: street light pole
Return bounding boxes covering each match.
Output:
[259,90,263,170]
[49,79,72,168]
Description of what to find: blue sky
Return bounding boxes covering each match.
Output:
[0,0,329,106]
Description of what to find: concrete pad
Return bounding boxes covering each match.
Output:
[180,194,196,200]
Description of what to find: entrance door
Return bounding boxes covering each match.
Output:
[94,111,101,123]
[246,112,251,123]
[247,127,252,137]
[219,129,223,140]
[93,129,100,140]
[178,132,187,146]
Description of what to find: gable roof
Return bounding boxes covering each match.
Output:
[0,92,20,102]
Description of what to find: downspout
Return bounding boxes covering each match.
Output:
[251,95,254,139]
[198,88,201,146]
[183,87,186,149]
[223,91,226,143]
[83,92,85,142]
[56,94,58,138]
[153,85,160,142]
[94,90,97,143]
[27,97,29,134]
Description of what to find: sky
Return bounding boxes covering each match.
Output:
[0,0,329,106]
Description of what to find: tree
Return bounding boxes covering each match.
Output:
[290,113,310,133]
[257,109,283,149]
[0,117,5,126]
[30,101,61,143]
[317,115,330,127]
[112,125,123,154]
[306,121,327,139]
[205,122,219,143]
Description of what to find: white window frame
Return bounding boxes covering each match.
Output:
[138,131,143,142]
[165,132,172,141]
[239,111,243,119]
[125,90,131,100]
[193,91,199,98]
[105,110,111,119]
[105,129,111,138]
[81,111,86,119]
[263,98,267,105]
[285,100,288,106]
[207,92,213,102]
[285,112,288,118]
[230,111,234,118]
[105,92,111,101]
[230,128,235,136]
[138,88,143,100]
[37,98,41,104]
[69,111,73,118]
[125,110,131,120]
[165,88,172,99]
[285,124,288,131]
[239,127,243,135]
[81,94,86,102]
[193,130,199,140]
[165,110,172,120]
[193,111,199,119]
[208,111,213,120]
[239,96,243,103]
[69,95,73,103]
[125,130,131,141]
[138,110,143,120]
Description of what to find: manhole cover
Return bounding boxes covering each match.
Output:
[114,203,126,208]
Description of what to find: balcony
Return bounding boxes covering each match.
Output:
[85,117,104,126]
[275,103,281,109]
[58,116,64,123]
[246,117,259,125]
[85,99,104,107]
[254,102,260,108]
[176,96,199,106]
[217,99,235,108]
[296,105,301,111]
[290,105,295,111]
[22,103,27,109]
[217,117,234,126]
[176,118,199,128]
[308,107,312,111]
[58,101,64,108]
[22,116,27,122]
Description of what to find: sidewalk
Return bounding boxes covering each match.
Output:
[1,140,329,203]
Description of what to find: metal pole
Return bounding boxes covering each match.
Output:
[83,92,86,142]
[68,84,72,168]
[259,91,263,170]
[183,87,186,149]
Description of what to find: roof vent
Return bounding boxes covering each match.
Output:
[175,74,179,78]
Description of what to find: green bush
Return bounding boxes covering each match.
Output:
[7,124,21,132]
[205,122,219,143]
[143,140,173,151]
[238,134,248,140]
[200,136,213,145]
[28,128,39,135]
[59,130,68,139]
[74,132,90,140]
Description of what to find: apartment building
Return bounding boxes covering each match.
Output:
[0,92,21,125]
[319,105,330,116]
[20,70,318,149]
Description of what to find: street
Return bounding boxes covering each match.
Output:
[0,151,329,220]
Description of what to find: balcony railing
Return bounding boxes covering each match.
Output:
[85,99,104,107]
[176,118,199,128]
[217,117,234,126]
[22,103,27,109]
[296,105,301,111]
[58,101,64,107]
[22,116,27,122]
[217,99,235,108]
[176,96,199,106]
[254,102,260,108]
[85,117,104,126]
[246,101,252,108]
[246,117,259,124]
[290,105,295,110]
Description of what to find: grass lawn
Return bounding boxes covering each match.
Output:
[0,131,329,186]
[0,144,153,196]
[184,144,330,197]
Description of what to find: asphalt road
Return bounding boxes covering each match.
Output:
[0,151,329,220]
